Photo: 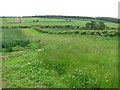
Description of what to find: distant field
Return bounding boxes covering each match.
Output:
[2,17,118,28]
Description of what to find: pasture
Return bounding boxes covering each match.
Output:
[1,17,118,88]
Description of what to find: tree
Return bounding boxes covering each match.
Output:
[98,21,106,30]
[36,20,39,22]
[85,22,92,29]
[85,21,106,30]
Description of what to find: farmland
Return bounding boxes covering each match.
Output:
[1,16,118,88]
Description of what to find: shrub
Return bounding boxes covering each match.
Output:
[102,31,108,34]
[58,32,62,34]
[96,31,103,36]
[61,31,67,34]
[36,20,39,22]
[48,32,53,34]
[43,31,46,33]
[76,26,80,29]
[19,40,30,47]
[33,20,35,22]
[45,31,49,33]
[2,26,9,29]
[65,25,71,28]
[85,21,106,30]
[45,26,50,28]
[74,31,79,34]
[2,42,13,48]
[80,31,86,35]
[85,31,90,35]
[53,32,57,34]
[5,47,13,52]
[114,31,118,36]
[111,28,115,30]
[118,32,120,36]
[90,31,95,35]
[19,26,31,28]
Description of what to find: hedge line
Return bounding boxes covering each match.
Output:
[34,27,119,37]
[1,25,118,30]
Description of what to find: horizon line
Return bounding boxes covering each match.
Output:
[0,15,118,19]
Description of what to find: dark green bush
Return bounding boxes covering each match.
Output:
[80,31,86,35]
[91,31,94,35]
[48,32,53,34]
[102,31,108,34]
[43,31,46,33]
[2,40,30,52]
[45,26,50,28]
[19,26,31,28]
[114,31,118,36]
[65,25,71,28]
[58,32,62,34]
[53,32,57,34]
[61,31,67,34]
[85,21,106,30]
[96,31,103,36]
[16,40,30,47]
[5,47,13,52]
[74,31,79,34]
[111,28,115,30]
[2,26,9,29]
[76,26,80,29]
[2,42,13,48]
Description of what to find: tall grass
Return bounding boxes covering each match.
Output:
[36,34,118,88]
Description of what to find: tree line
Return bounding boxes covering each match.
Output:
[32,15,119,23]
[1,15,119,23]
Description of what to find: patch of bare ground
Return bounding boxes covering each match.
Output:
[0,50,27,60]
[36,84,49,89]
[0,56,9,60]
[11,50,27,54]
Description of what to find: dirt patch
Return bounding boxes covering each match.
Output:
[11,50,27,54]
[0,51,27,60]
[0,56,9,60]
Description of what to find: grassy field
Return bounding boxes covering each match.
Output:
[1,17,118,88]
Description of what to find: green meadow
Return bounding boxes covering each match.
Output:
[1,17,118,88]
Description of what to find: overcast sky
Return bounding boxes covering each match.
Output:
[0,0,119,18]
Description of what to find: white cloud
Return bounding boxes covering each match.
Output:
[0,0,119,18]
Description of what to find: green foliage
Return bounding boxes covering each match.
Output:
[16,40,30,47]
[80,31,86,35]
[74,30,79,34]
[85,21,106,30]
[5,46,13,52]
[99,21,106,30]
[34,27,118,37]
[2,29,30,52]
